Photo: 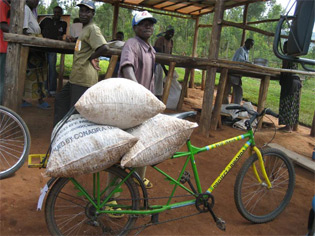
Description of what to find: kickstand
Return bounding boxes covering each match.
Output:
[207,204,226,231]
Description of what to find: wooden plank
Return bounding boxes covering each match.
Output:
[3,0,25,111]
[162,61,176,105]
[177,68,191,111]
[257,75,270,129]
[210,68,228,130]
[105,55,119,79]
[189,17,199,88]
[112,3,119,39]
[199,0,225,137]
[241,3,249,46]
[58,54,65,91]
[268,143,315,173]
[17,46,29,108]
[201,70,206,90]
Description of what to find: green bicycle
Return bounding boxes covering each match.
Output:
[38,106,295,235]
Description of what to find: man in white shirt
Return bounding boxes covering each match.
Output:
[23,0,40,35]
[224,38,254,104]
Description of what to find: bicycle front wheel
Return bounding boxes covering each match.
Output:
[234,148,295,223]
[0,106,31,179]
[45,166,140,236]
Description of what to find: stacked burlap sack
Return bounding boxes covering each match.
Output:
[46,78,198,177]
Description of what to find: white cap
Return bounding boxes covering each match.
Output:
[132,11,157,27]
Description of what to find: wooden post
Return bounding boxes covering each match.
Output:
[112,3,119,39]
[3,0,25,111]
[177,68,191,111]
[201,70,206,90]
[199,0,225,137]
[241,3,249,46]
[162,62,176,105]
[105,55,119,79]
[210,68,228,130]
[17,46,29,105]
[189,17,199,88]
[57,54,65,91]
[257,75,270,129]
[311,110,315,137]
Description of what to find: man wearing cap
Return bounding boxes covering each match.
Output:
[117,10,157,188]
[54,0,109,125]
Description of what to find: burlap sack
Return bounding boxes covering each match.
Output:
[121,114,198,167]
[46,115,138,177]
[75,78,166,129]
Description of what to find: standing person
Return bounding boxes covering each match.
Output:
[0,0,10,105]
[23,0,51,109]
[224,38,254,104]
[54,0,109,125]
[40,6,67,97]
[154,25,175,98]
[118,10,157,188]
[154,25,174,55]
[278,41,302,133]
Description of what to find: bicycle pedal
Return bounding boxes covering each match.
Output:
[215,218,226,231]
[28,154,48,168]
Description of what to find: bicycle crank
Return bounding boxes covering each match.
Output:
[207,203,226,231]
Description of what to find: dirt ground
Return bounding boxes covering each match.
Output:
[0,87,314,235]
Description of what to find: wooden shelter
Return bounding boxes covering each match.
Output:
[3,0,315,137]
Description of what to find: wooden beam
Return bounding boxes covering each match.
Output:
[189,16,199,88]
[57,54,65,91]
[257,75,270,129]
[210,68,228,130]
[162,62,176,105]
[241,3,249,46]
[177,68,191,111]
[3,0,25,111]
[201,70,206,90]
[200,0,225,137]
[222,20,274,37]
[112,2,119,39]
[3,33,75,50]
[17,46,29,106]
[105,55,119,79]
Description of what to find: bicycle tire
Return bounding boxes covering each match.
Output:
[234,148,295,223]
[0,105,31,179]
[45,166,140,236]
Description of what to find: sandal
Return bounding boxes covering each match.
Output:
[104,200,124,218]
[134,178,153,189]
[37,101,51,110]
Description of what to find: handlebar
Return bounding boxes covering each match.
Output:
[226,105,278,129]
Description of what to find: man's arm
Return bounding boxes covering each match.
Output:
[0,22,9,33]
[121,65,137,82]
[88,44,109,70]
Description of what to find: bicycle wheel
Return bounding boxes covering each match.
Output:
[45,166,140,235]
[0,105,31,179]
[234,148,295,223]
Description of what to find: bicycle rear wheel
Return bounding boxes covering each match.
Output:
[234,148,295,223]
[0,106,31,179]
[45,166,140,236]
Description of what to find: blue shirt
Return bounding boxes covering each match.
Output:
[232,46,249,62]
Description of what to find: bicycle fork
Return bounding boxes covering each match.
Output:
[251,146,272,189]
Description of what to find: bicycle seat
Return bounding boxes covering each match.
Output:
[166,111,197,120]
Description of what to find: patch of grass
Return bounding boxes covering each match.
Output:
[57,56,314,127]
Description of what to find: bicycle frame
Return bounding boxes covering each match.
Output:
[67,128,272,216]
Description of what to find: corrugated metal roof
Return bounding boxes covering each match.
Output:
[97,0,268,17]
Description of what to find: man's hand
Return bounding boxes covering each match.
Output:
[90,58,101,71]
